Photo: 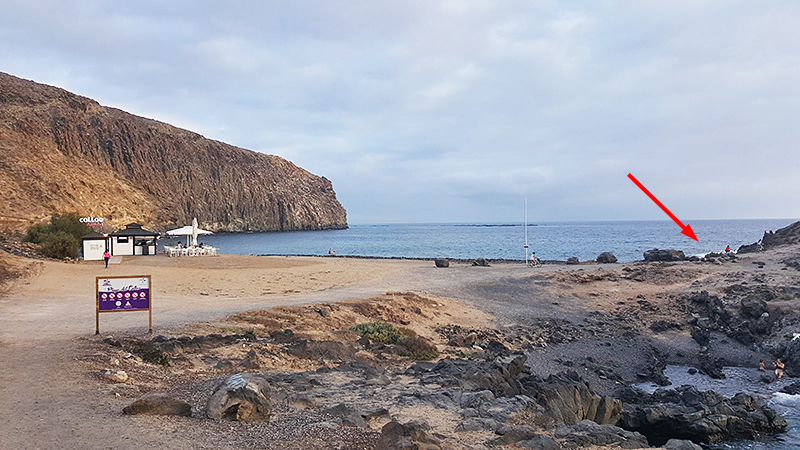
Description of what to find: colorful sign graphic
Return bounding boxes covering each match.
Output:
[97,276,150,311]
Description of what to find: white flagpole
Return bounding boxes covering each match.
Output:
[524,197,529,265]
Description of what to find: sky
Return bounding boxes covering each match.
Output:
[2,1,800,225]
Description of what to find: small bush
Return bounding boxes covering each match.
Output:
[24,212,88,260]
[350,321,438,360]
[398,336,439,360]
[350,321,406,344]
[123,340,172,367]
[36,233,80,259]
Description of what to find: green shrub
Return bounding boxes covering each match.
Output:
[36,233,80,259]
[349,321,404,344]
[24,212,88,259]
[24,222,51,244]
[350,321,439,360]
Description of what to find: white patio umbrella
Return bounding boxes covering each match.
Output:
[166,219,212,246]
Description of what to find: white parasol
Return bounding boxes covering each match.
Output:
[166,218,212,246]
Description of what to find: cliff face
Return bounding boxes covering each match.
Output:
[0,72,347,233]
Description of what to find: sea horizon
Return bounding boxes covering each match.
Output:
[167,218,798,264]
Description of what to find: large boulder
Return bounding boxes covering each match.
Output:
[206,373,271,422]
[553,420,649,449]
[643,248,686,262]
[377,420,441,450]
[123,393,192,416]
[408,354,528,397]
[434,258,449,268]
[618,385,787,446]
[520,371,622,425]
[782,337,800,376]
[596,252,618,264]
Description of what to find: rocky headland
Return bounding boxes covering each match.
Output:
[0,72,347,233]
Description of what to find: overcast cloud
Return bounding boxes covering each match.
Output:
[2,1,799,224]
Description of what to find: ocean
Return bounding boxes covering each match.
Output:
[171,219,796,263]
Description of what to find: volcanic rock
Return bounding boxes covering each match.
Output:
[206,373,271,422]
[377,420,441,450]
[643,249,686,262]
[739,221,800,253]
[596,252,618,264]
[618,385,787,445]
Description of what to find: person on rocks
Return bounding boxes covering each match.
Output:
[759,360,766,375]
[774,359,785,379]
[103,250,110,268]
[725,245,731,253]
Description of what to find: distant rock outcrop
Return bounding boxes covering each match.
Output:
[0,72,347,232]
[738,221,800,253]
[643,249,686,262]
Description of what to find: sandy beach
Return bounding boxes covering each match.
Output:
[1,246,798,449]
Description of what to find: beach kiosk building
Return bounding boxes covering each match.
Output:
[81,232,110,261]
[108,223,159,256]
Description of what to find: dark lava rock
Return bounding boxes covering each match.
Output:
[739,221,800,253]
[434,258,449,268]
[487,425,538,446]
[780,381,800,395]
[698,356,726,379]
[782,338,800,376]
[643,248,686,262]
[377,419,441,450]
[596,252,618,264]
[554,420,649,449]
[520,371,621,425]
[566,257,579,265]
[270,329,296,343]
[618,385,787,446]
[472,258,490,267]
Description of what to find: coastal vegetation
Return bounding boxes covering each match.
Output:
[350,321,439,360]
[23,212,88,259]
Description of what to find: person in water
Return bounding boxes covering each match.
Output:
[774,359,785,379]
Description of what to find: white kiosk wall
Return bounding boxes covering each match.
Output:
[83,239,107,261]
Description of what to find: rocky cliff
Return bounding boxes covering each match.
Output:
[738,221,800,253]
[0,72,347,233]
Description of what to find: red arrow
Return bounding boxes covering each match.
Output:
[628,173,698,241]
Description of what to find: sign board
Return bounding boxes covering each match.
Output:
[96,275,152,334]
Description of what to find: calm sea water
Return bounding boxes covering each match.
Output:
[168,219,796,263]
